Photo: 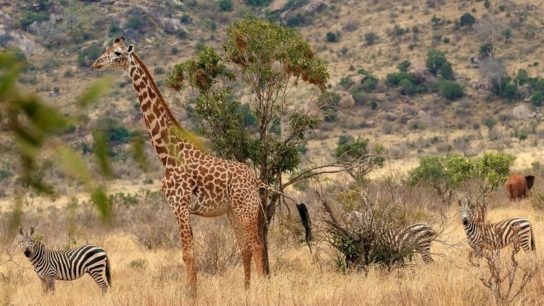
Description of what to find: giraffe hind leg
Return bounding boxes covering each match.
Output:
[228,212,252,289]
[231,201,267,280]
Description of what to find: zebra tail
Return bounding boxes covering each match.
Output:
[531,227,536,251]
[106,257,112,287]
[296,203,312,252]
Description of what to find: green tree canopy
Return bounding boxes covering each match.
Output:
[408,152,515,203]
[167,18,330,261]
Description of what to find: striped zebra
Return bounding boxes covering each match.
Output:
[384,224,437,263]
[17,227,111,294]
[458,200,535,262]
[349,212,437,263]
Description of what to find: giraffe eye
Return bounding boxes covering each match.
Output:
[114,51,122,56]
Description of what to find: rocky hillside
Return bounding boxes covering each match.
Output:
[2,0,544,186]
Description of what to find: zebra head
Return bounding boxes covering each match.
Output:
[17,227,37,258]
[458,199,474,227]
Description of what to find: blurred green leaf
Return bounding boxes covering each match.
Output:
[6,196,23,242]
[78,76,112,107]
[0,52,20,98]
[131,133,149,172]
[55,144,92,186]
[93,130,112,178]
[91,187,111,224]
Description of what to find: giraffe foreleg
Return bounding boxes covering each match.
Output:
[163,178,198,297]
[176,205,197,297]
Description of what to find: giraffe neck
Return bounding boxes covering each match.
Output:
[127,54,198,168]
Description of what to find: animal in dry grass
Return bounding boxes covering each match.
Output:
[91,37,310,295]
[349,212,436,263]
[505,174,535,201]
[388,224,437,263]
[458,200,535,264]
[15,227,111,294]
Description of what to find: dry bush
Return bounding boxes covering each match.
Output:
[315,181,443,272]
[479,249,538,305]
[194,217,241,275]
[124,195,179,250]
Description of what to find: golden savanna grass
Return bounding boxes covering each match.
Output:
[1,195,544,306]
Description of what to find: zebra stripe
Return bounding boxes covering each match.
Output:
[388,224,437,263]
[459,203,535,258]
[24,239,111,294]
[348,213,437,263]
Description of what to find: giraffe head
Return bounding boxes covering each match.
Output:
[91,37,134,70]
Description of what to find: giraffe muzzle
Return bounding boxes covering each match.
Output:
[90,60,103,70]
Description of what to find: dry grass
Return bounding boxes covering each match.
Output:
[1,191,544,305]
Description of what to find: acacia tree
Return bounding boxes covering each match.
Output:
[167,18,329,263]
[408,152,515,204]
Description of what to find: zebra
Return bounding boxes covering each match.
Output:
[16,227,112,294]
[384,224,437,263]
[458,200,535,263]
[348,212,437,263]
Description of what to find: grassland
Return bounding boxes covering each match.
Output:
[3,1,544,305]
[1,183,544,306]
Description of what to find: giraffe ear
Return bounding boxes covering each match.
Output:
[127,45,134,54]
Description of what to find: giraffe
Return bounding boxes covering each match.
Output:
[91,37,310,295]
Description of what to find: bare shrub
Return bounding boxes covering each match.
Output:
[117,190,180,249]
[194,217,241,275]
[479,249,538,305]
[154,263,185,283]
[315,182,442,272]
[342,20,358,32]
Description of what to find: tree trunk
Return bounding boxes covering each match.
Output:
[259,188,280,275]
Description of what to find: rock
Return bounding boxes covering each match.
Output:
[0,27,44,55]
[337,91,355,109]
[160,17,182,34]
[304,2,327,14]
[0,11,12,25]
[418,110,434,126]
[270,0,288,12]
[512,104,535,120]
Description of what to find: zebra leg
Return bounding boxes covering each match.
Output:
[89,270,109,294]
[468,249,480,267]
[46,277,55,293]
[39,277,48,293]
[421,250,433,263]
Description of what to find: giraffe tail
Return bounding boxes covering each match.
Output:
[296,203,312,252]
[259,182,312,252]
[106,257,112,287]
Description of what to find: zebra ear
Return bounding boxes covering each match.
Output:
[458,200,462,207]
[29,227,34,235]
[19,227,23,235]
